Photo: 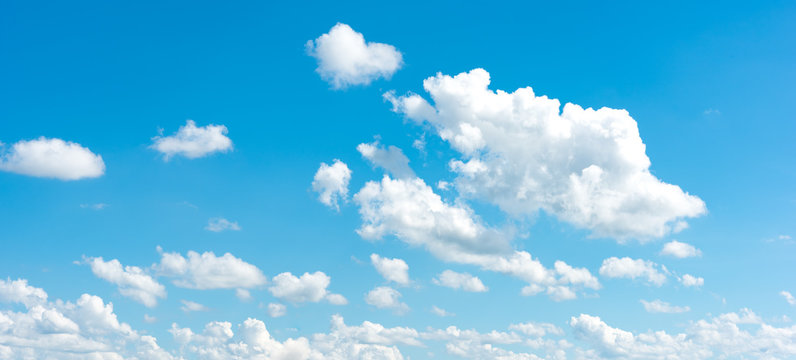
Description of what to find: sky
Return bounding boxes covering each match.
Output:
[0,1,795,359]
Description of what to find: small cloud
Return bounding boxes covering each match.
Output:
[703,108,721,115]
[431,305,454,317]
[679,274,705,288]
[80,203,108,210]
[0,137,105,180]
[235,288,252,302]
[267,303,286,318]
[151,120,232,160]
[365,286,409,314]
[641,299,690,313]
[781,291,796,305]
[143,314,157,323]
[180,300,209,312]
[205,218,241,232]
[660,240,702,258]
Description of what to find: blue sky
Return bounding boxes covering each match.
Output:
[1,1,794,359]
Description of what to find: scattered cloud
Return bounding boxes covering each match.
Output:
[357,141,415,179]
[151,120,232,160]
[205,217,241,232]
[312,159,351,211]
[365,286,409,314]
[641,299,691,313]
[660,240,702,258]
[80,203,107,210]
[84,256,166,307]
[599,257,667,286]
[370,254,410,286]
[144,314,157,323]
[180,299,209,312]
[433,270,488,292]
[268,303,287,318]
[306,23,402,89]
[0,137,105,180]
[703,108,721,115]
[235,288,252,302]
[268,271,346,305]
[155,249,267,290]
[781,291,795,305]
[680,274,705,288]
[431,305,454,317]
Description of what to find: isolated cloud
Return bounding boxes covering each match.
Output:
[268,271,346,305]
[205,217,241,232]
[431,305,454,317]
[0,137,105,180]
[640,299,690,313]
[156,250,267,290]
[85,257,166,307]
[370,254,410,285]
[307,23,402,89]
[151,120,232,160]
[386,68,706,241]
[268,303,287,318]
[180,300,209,312]
[599,257,667,286]
[660,240,702,258]
[781,291,796,305]
[679,274,704,288]
[433,270,488,292]
[312,159,352,210]
[357,141,415,179]
[365,286,409,314]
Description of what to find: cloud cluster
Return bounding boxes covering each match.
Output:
[386,68,706,241]
[85,257,166,307]
[0,137,105,180]
[307,23,402,89]
[312,159,352,211]
[151,120,232,160]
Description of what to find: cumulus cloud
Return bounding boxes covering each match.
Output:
[156,249,267,290]
[84,256,166,307]
[0,137,105,180]
[151,120,232,160]
[433,270,488,292]
[0,278,47,307]
[640,299,690,314]
[599,257,667,286]
[357,141,415,179]
[660,240,702,258]
[180,300,209,312]
[509,322,564,338]
[306,23,402,89]
[371,254,410,285]
[268,303,286,318]
[312,159,352,211]
[386,68,706,241]
[205,217,241,232]
[679,274,704,288]
[268,271,346,305]
[365,286,409,314]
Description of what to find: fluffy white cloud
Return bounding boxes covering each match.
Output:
[268,271,346,305]
[0,137,105,180]
[660,240,702,258]
[268,303,286,318]
[365,286,409,314]
[206,217,241,232]
[386,68,706,241]
[306,23,402,89]
[640,299,690,314]
[180,299,209,312]
[85,256,166,307]
[357,142,415,179]
[679,274,704,288]
[370,254,410,285]
[433,270,488,292]
[312,159,352,211]
[782,291,796,305]
[156,249,267,290]
[599,257,667,286]
[0,278,173,359]
[151,120,232,160]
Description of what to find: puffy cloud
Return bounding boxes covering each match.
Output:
[509,322,564,338]
[640,299,690,314]
[679,274,704,288]
[85,256,166,307]
[268,303,286,318]
[782,291,796,305]
[306,23,402,89]
[357,142,415,179]
[433,270,488,292]
[599,257,667,286]
[370,254,410,285]
[151,120,232,160]
[205,217,241,232]
[312,159,352,211]
[553,261,601,290]
[156,249,267,290]
[365,286,409,314]
[268,271,346,305]
[660,240,702,258]
[386,68,706,241]
[431,305,454,317]
[0,137,105,180]
[0,279,173,359]
[180,300,209,312]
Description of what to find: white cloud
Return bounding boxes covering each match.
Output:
[268,271,346,305]
[0,278,48,307]
[781,291,796,305]
[386,68,706,241]
[433,270,488,292]
[680,274,705,288]
[509,322,564,338]
[205,217,241,232]
[235,288,252,302]
[660,240,702,258]
[640,299,690,313]
[599,257,667,286]
[365,286,409,314]
[180,300,209,312]
[0,137,105,180]
[431,305,454,317]
[312,159,352,211]
[370,254,410,285]
[357,141,415,179]
[80,203,107,210]
[306,23,402,89]
[268,303,286,318]
[151,120,232,160]
[85,256,166,307]
[156,249,267,290]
